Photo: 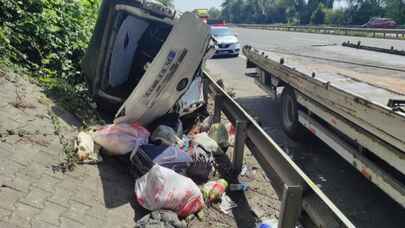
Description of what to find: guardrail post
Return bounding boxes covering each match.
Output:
[213,95,224,124]
[278,185,303,228]
[232,120,248,174]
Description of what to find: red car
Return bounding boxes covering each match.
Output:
[362,17,397,28]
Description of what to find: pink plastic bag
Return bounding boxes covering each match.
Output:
[135,165,205,218]
[93,123,150,156]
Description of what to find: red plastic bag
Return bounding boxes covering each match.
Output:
[93,123,150,156]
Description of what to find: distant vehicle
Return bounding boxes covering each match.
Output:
[193,8,209,23]
[362,17,397,28]
[210,26,240,57]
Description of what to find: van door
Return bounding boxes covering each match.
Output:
[114,12,211,125]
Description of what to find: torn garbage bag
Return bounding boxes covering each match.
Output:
[132,145,192,173]
[191,132,220,155]
[150,125,181,146]
[148,113,183,137]
[93,123,150,156]
[135,165,205,218]
[135,210,187,228]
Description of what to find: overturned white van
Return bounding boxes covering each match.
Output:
[81,0,212,125]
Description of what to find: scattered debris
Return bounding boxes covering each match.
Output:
[192,132,221,155]
[75,131,102,164]
[201,179,228,203]
[135,210,187,228]
[219,193,237,215]
[229,182,249,192]
[256,218,278,228]
[151,125,182,146]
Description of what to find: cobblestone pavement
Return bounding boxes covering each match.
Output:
[0,68,137,228]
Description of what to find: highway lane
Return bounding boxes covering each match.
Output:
[206,28,405,228]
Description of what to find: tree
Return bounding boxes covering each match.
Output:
[384,0,405,24]
[310,3,325,24]
[208,7,221,19]
[324,8,346,25]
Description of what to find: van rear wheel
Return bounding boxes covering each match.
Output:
[281,87,305,140]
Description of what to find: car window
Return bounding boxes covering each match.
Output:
[211,27,234,37]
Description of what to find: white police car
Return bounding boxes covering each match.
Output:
[210,26,240,57]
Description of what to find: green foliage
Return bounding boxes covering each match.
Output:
[219,0,404,26]
[310,3,326,24]
[0,0,101,121]
[324,8,346,25]
[384,0,405,25]
[0,0,100,86]
[208,7,222,19]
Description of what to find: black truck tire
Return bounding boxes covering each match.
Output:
[281,87,306,140]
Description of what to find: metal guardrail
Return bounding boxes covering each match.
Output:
[202,71,355,228]
[342,41,405,56]
[236,24,405,39]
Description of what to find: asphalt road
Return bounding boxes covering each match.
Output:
[206,28,405,228]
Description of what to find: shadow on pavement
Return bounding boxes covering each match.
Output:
[97,155,148,222]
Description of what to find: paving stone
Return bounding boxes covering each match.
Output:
[31,219,58,228]
[8,203,41,228]
[0,159,25,176]
[9,144,41,167]
[0,220,19,228]
[63,201,91,223]
[0,188,23,210]
[105,204,135,227]
[82,215,107,228]
[21,163,48,180]
[47,187,73,208]
[9,174,33,193]
[73,186,100,207]
[34,151,58,167]
[60,217,84,228]
[86,203,109,220]
[0,207,12,220]
[56,177,82,192]
[36,201,66,226]
[20,188,51,209]
[31,175,60,193]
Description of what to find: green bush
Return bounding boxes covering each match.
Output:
[0,0,99,86]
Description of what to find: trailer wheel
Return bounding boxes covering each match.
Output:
[281,87,303,139]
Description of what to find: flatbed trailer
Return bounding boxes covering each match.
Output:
[243,45,405,208]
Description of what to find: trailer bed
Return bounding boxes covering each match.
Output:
[264,50,405,102]
[244,46,405,207]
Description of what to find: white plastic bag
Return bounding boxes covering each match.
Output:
[93,123,150,156]
[192,132,219,154]
[135,165,205,218]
